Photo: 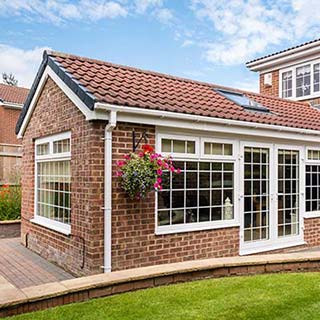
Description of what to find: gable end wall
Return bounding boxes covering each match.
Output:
[21,77,106,276]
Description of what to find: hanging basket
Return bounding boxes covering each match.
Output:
[116,144,180,200]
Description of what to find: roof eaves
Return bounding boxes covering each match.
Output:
[246,38,320,67]
[16,51,97,135]
[15,51,49,134]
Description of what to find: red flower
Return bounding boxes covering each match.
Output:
[142,144,154,154]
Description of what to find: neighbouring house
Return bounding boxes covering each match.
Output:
[247,38,320,106]
[16,49,320,277]
[0,84,28,185]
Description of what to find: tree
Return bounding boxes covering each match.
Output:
[2,73,18,86]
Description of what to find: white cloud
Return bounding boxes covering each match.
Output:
[79,0,127,20]
[189,0,320,65]
[154,8,173,24]
[182,39,194,47]
[0,0,127,24]
[134,0,163,14]
[0,44,50,88]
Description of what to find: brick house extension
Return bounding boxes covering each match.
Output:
[16,51,320,276]
[0,84,28,184]
[247,38,320,107]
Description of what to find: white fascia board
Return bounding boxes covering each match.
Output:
[258,53,320,74]
[17,65,109,138]
[247,44,320,72]
[95,102,320,143]
[0,102,23,109]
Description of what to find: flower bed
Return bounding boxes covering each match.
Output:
[0,184,21,221]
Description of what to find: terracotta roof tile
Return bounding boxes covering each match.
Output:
[0,84,29,105]
[49,51,320,132]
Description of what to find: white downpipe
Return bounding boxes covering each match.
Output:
[103,110,117,272]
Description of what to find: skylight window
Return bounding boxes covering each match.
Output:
[215,89,270,113]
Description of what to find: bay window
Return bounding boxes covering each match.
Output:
[156,134,237,234]
[314,63,320,93]
[33,132,71,234]
[280,60,320,99]
[296,65,311,97]
[281,71,292,98]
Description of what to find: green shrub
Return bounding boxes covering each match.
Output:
[0,184,21,221]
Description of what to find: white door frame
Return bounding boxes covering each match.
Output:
[239,142,305,255]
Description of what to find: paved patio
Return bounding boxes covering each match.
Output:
[0,238,74,289]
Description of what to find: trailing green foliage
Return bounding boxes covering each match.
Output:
[116,144,179,200]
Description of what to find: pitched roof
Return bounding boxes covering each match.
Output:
[17,50,320,134]
[0,83,29,105]
[246,38,320,65]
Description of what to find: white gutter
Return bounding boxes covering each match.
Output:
[103,110,117,272]
[247,42,320,71]
[94,102,320,138]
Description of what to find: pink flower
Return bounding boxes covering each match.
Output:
[157,177,162,184]
[150,153,159,161]
[176,168,181,174]
[123,154,130,160]
[138,152,144,158]
[157,159,163,166]
[169,166,175,172]
[156,169,163,176]
[116,171,123,177]
[116,160,126,167]
[154,182,159,189]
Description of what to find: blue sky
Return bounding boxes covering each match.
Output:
[0,0,319,90]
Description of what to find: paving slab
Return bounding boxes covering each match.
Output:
[0,238,74,289]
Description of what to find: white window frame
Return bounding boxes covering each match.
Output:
[280,70,293,99]
[31,131,71,235]
[305,147,320,218]
[155,132,239,235]
[279,59,320,101]
[157,133,199,159]
[201,137,236,160]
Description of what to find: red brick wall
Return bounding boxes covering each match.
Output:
[0,106,21,145]
[259,70,279,97]
[304,218,320,247]
[20,77,320,276]
[111,123,240,271]
[21,77,106,276]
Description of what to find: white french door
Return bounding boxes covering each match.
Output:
[240,143,304,255]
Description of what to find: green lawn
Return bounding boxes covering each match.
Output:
[8,273,320,320]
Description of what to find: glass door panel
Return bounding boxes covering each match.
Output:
[277,150,299,237]
[244,147,270,242]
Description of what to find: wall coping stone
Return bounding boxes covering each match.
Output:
[0,220,20,225]
[1,250,320,315]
